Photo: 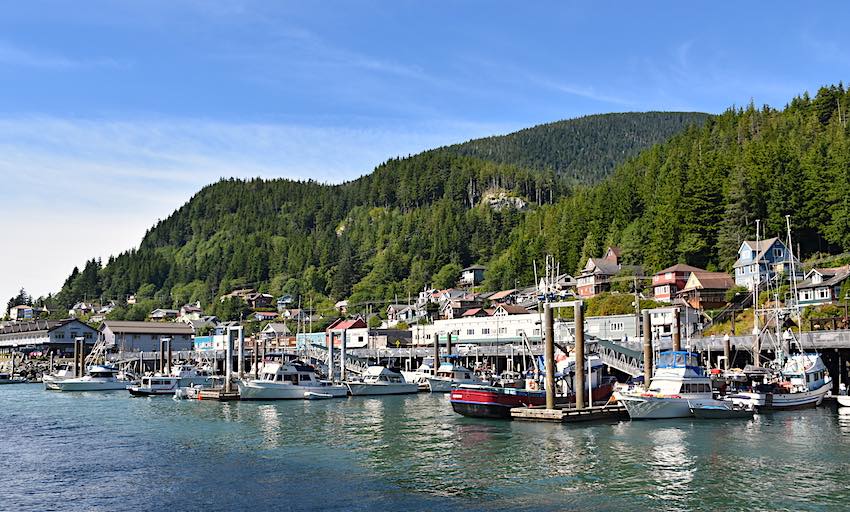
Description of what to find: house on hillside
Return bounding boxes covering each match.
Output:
[149,308,179,321]
[796,266,850,307]
[219,288,256,303]
[733,237,800,290]
[245,292,274,309]
[576,247,622,298]
[653,264,705,302]
[276,295,294,312]
[678,271,734,310]
[326,318,369,348]
[492,303,531,316]
[260,322,291,349]
[253,311,279,322]
[487,289,518,305]
[68,302,95,318]
[179,303,203,321]
[8,305,48,322]
[460,265,486,286]
[283,308,309,322]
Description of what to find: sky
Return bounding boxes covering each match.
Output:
[2,0,850,312]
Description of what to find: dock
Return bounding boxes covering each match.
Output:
[511,404,628,423]
[197,388,240,401]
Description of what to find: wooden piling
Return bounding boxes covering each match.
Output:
[544,303,555,410]
[672,307,681,352]
[167,338,173,374]
[340,329,347,382]
[642,309,653,386]
[79,339,87,375]
[433,333,440,376]
[224,328,233,393]
[237,326,245,379]
[328,332,335,382]
[723,333,731,371]
[574,301,586,410]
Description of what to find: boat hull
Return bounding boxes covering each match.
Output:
[128,386,178,397]
[727,382,831,411]
[690,406,754,419]
[450,382,616,419]
[55,380,129,392]
[237,380,348,400]
[837,395,850,407]
[620,396,695,419]
[346,382,419,396]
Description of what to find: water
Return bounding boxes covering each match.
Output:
[2,384,850,512]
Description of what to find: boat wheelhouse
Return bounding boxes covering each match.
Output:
[619,351,715,419]
[346,366,418,396]
[426,361,484,392]
[128,375,180,396]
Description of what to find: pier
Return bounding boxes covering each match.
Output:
[511,404,628,423]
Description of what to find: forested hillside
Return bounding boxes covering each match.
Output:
[37,87,850,318]
[446,112,710,184]
[484,85,850,289]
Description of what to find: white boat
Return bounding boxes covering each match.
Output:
[54,365,131,392]
[168,363,214,387]
[0,372,27,385]
[426,362,484,393]
[726,353,831,411]
[619,351,715,419]
[43,364,78,390]
[401,358,435,391]
[128,375,180,396]
[237,361,348,400]
[689,400,755,419]
[346,366,419,396]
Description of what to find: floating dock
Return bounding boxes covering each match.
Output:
[197,388,240,401]
[511,404,628,423]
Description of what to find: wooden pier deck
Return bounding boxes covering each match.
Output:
[511,404,628,423]
[197,388,241,401]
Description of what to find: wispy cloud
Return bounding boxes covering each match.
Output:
[0,40,128,70]
[0,115,505,305]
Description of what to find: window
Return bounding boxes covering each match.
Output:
[611,322,623,331]
[801,290,813,301]
[498,327,507,334]
[533,329,540,336]
[773,248,783,258]
[466,329,475,335]
[817,288,830,300]
[481,328,490,335]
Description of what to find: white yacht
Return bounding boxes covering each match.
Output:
[727,353,831,411]
[401,358,435,391]
[238,361,348,400]
[42,364,78,390]
[619,351,715,419]
[346,366,418,396]
[128,375,180,396]
[168,363,213,387]
[54,365,131,392]
[426,361,484,392]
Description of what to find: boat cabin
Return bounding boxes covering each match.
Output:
[781,353,829,392]
[435,363,474,381]
[259,362,317,385]
[362,366,406,384]
[648,351,711,396]
[141,376,178,387]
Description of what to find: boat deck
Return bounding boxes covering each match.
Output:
[198,388,241,401]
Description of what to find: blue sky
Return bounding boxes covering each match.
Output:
[2,0,849,307]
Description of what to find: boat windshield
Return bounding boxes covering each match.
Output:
[656,351,702,371]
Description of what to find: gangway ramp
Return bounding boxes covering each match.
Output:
[596,339,643,377]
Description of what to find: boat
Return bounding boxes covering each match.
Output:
[168,363,214,387]
[346,366,418,396]
[54,365,131,392]
[128,375,180,397]
[450,358,616,418]
[237,361,348,400]
[304,391,334,400]
[0,372,27,385]
[42,363,79,390]
[425,361,484,392]
[689,400,755,419]
[618,351,715,420]
[838,395,850,407]
[726,353,831,411]
[401,358,436,391]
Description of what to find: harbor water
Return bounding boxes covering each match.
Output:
[3,384,850,511]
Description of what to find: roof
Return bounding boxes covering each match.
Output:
[489,289,517,301]
[654,263,704,276]
[386,304,411,312]
[0,318,92,335]
[101,321,193,335]
[495,304,530,315]
[797,265,850,290]
[734,237,783,267]
[462,264,486,271]
[327,318,367,330]
[606,246,622,257]
[461,308,488,317]
[254,311,278,318]
[263,323,290,334]
[683,271,734,291]
[583,258,620,276]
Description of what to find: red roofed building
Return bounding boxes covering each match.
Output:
[652,264,705,302]
[326,317,369,348]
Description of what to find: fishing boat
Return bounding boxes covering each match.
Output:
[42,363,78,390]
[726,353,831,411]
[425,361,484,392]
[0,372,27,385]
[689,400,755,419]
[450,357,616,418]
[346,366,418,396]
[237,361,348,400]
[618,351,715,420]
[128,375,180,397]
[54,365,131,392]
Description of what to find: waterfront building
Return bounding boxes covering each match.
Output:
[733,237,801,289]
[576,246,622,298]
[797,265,850,307]
[652,264,704,302]
[0,318,96,354]
[100,320,193,352]
[326,317,369,348]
